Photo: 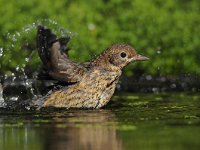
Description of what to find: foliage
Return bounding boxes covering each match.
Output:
[0,0,200,76]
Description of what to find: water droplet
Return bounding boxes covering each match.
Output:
[25,57,29,62]
[16,65,20,71]
[170,84,176,88]
[0,48,3,57]
[24,27,30,32]
[10,96,19,101]
[25,106,31,110]
[12,76,16,82]
[157,50,161,54]
[16,31,20,37]
[4,74,8,80]
[21,67,25,72]
[152,87,159,93]
[146,75,152,81]
[0,83,6,108]
[88,23,96,31]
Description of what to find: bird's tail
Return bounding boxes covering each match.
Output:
[36,26,70,68]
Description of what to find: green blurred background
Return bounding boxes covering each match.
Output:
[0,0,200,76]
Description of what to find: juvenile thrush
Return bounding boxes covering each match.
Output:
[33,26,149,109]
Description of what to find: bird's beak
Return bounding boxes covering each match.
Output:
[132,54,149,61]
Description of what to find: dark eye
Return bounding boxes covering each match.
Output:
[120,52,127,58]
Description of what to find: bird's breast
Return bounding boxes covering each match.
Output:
[42,69,122,108]
[79,69,121,89]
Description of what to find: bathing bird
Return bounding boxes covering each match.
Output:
[32,26,149,109]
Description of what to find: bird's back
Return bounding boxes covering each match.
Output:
[37,26,88,83]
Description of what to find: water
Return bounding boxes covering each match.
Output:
[0,84,6,107]
[1,19,76,80]
[1,21,200,150]
[0,92,199,150]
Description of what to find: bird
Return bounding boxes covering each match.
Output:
[31,26,149,109]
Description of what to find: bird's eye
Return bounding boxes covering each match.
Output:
[120,52,127,58]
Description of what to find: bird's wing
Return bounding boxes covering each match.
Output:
[36,26,87,83]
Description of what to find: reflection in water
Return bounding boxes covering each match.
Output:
[1,93,200,150]
[44,110,122,150]
[0,121,43,150]
[0,110,122,150]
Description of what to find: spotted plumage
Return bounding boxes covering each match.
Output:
[32,26,149,109]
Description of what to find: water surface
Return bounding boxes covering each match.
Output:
[0,92,200,150]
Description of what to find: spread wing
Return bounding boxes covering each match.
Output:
[36,26,88,83]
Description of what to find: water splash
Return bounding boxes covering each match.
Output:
[0,48,3,57]
[0,83,6,108]
[152,87,159,93]
[0,19,82,110]
[6,19,76,48]
[146,75,152,81]
[156,46,162,55]
[0,48,3,69]
[156,50,161,54]
[2,19,77,104]
[5,19,77,72]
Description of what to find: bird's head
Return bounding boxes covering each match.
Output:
[92,44,149,71]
